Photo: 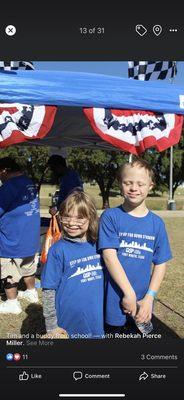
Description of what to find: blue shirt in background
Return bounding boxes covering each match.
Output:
[98,206,172,326]
[58,169,83,205]
[41,239,104,338]
[0,175,40,258]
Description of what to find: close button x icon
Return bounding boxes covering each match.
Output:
[5,25,16,36]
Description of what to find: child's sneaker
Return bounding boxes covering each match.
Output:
[0,299,22,314]
[18,289,39,303]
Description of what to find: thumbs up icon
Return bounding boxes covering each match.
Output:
[19,371,29,381]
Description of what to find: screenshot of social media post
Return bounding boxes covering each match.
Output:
[0,4,183,399]
[0,60,183,342]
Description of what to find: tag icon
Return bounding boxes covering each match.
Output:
[135,25,147,37]
[153,25,162,36]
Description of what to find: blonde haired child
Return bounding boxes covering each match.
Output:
[42,190,104,339]
[99,158,172,334]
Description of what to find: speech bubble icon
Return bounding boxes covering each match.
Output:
[73,371,83,381]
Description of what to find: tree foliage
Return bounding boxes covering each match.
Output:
[1,130,183,206]
[0,145,49,183]
[68,148,128,208]
[142,133,184,197]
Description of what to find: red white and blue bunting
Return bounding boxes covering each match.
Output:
[83,108,183,155]
[0,104,57,148]
[0,104,183,153]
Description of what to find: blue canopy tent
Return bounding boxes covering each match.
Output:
[1,69,184,111]
[0,70,184,153]
[0,70,183,243]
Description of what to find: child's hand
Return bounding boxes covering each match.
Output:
[121,290,137,317]
[135,296,154,324]
[41,327,68,339]
[49,207,58,216]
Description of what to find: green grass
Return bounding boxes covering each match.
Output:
[83,183,184,210]
[39,183,184,210]
[151,217,184,338]
[157,219,184,317]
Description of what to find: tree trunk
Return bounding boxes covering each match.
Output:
[102,194,110,209]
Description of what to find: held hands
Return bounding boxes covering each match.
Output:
[121,290,137,317]
[41,327,68,339]
[135,295,154,324]
[49,207,58,216]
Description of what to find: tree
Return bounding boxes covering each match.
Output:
[159,140,184,197]
[0,145,49,183]
[141,133,184,198]
[68,149,127,208]
[142,149,168,195]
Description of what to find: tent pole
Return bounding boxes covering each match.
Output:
[167,145,176,210]
[169,145,173,202]
[167,65,177,211]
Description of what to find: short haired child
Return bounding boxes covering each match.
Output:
[41,190,104,339]
[98,158,172,334]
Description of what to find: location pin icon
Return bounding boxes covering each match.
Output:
[153,25,162,36]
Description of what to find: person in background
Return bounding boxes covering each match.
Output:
[0,157,40,314]
[47,155,83,215]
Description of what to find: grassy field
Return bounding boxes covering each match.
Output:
[84,183,184,210]
[153,218,184,337]
[0,185,184,339]
[40,183,184,210]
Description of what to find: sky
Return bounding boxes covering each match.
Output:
[34,61,184,86]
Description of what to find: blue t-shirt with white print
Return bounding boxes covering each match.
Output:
[41,239,104,338]
[0,175,40,258]
[98,206,172,326]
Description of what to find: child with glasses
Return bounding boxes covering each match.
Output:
[41,190,104,339]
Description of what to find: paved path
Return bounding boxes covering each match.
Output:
[153,210,184,218]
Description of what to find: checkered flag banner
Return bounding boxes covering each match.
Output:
[0,61,34,71]
[128,61,177,81]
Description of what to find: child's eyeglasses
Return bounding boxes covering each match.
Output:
[60,217,88,226]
